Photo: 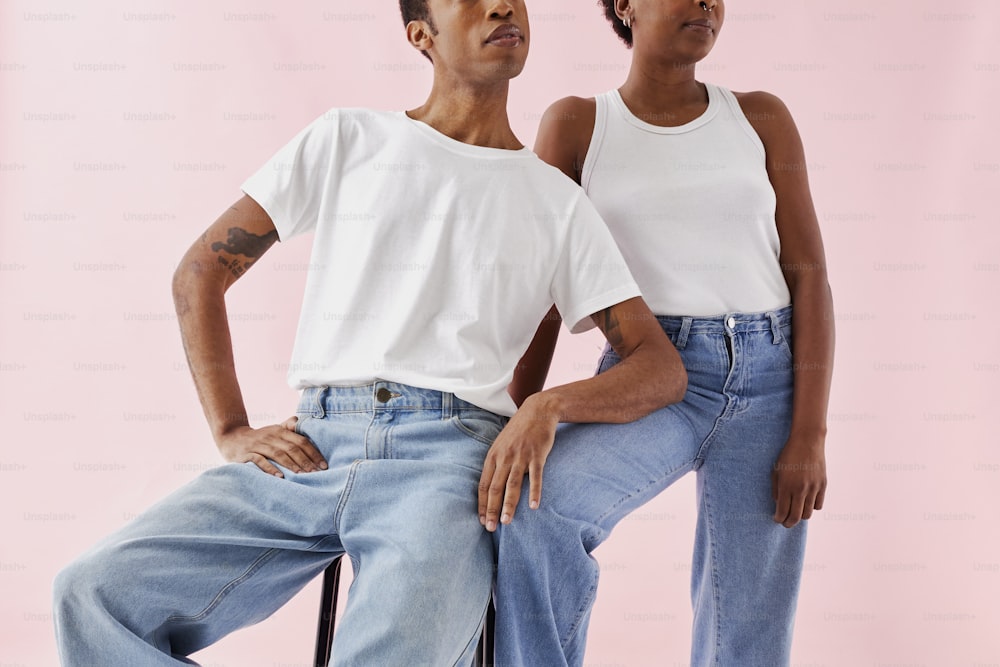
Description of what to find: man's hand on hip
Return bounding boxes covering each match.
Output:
[217,416,328,478]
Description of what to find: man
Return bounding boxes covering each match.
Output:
[52,1,687,664]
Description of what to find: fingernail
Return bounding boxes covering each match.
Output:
[487,520,496,532]
[479,515,486,525]
[501,513,511,524]
[319,462,328,470]
[529,501,539,509]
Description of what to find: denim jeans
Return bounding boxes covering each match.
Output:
[494,307,806,667]
[53,382,505,667]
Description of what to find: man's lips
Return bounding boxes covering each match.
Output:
[486,24,524,46]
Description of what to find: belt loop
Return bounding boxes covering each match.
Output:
[441,391,453,419]
[675,317,693,350]
[313,387,327,418]
[768,311,783,345]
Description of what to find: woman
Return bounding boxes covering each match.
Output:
[492,0,834,665]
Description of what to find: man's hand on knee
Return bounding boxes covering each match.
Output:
[478,395,559,532]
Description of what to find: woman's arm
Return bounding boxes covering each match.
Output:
[738,91,834,528]
[507,306,562,407]
[505,98,598,404]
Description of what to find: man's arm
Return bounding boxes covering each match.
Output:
[479,296,686,531]
[738,91,834,528]
[172,194,326,477]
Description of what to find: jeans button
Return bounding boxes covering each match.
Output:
[726,316,736,329]
[375,387,392,403]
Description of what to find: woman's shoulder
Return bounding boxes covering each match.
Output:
[535,96,601,183]
[730,89,791,117]
[728,89,799,148]
[540,95,598,140]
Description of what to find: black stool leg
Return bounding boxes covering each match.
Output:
[476,596,496,667]
[314,556,343,667]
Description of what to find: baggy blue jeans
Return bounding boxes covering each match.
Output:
[53,382,505,666]
[494,307,806,667]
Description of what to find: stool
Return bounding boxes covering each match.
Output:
[314,556,495,666]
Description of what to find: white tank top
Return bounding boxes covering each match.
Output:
[581,84,791,317]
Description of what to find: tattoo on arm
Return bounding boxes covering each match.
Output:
[210,227,277,258]
[598,306,624,351]
[210,227,277,279]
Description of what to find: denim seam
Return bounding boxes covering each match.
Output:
[695,377,737,464]
[384,416,396,459]
[333,461,362,531]
[304,534,342,552]
[450,583,492,667]
[699,480,724,666]
[165,547,281,623]
[560,554,601,652]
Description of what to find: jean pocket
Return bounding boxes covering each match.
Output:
[777,324,794,364]
[596,350,622,376]
[450,411,507,446]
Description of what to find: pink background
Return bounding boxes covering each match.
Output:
[2,0,998,664]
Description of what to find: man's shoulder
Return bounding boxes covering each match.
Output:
[517,154,586,205]
[306,107,399,133]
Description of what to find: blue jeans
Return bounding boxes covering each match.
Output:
[53,382,505,667]
[494,307,806,667]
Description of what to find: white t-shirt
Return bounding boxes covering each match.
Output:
[242,108,640,416]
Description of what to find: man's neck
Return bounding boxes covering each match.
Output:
[406,77,523,151]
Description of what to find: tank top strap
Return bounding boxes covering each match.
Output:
[581,91,613,191]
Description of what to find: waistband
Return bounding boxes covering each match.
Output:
[297,381,490,418]
[655,305,792,350]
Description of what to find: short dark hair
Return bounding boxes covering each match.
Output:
[399,0,438,62]
[598,0,633,48]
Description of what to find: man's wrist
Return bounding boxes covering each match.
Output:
[521,391,563,426]
[212,419,250,443]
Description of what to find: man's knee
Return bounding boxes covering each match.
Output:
[54,552,103,615]
[54,543,135,616]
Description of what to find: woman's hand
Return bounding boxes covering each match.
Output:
[771,435,827,528]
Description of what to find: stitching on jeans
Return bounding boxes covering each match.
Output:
[165,548,281,623]
[333,461,361,531]
[698,478,724,666]
[560,558,601,651]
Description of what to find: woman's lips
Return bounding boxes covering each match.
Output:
[683,19,715,33]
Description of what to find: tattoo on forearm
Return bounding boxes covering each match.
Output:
[599,307,624,350]
[217,255,250,279]
[210,227,276,279]
[210,227,277,258]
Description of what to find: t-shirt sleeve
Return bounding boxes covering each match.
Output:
[240,109,339,241]
[551,193,643,334]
